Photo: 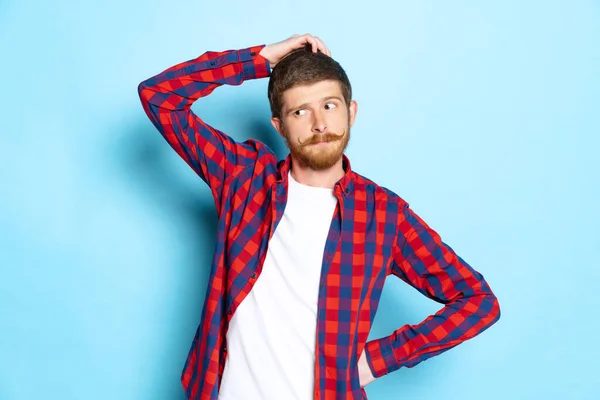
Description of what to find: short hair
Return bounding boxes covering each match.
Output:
[267,44,352,119]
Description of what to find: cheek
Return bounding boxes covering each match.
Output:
[283,119,309,136]
[329,110,349,125]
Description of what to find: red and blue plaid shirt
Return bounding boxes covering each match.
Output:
[138,44,501,400]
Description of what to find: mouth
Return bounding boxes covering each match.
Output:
[298,132,345,147]
[307,137,340,147]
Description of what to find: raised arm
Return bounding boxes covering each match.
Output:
[364,202,501,377]
[137,45,270,209]
[137,34,331,210]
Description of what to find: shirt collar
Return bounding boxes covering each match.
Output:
[276,153,355,195]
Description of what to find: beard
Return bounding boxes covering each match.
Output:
[282,126,351,170]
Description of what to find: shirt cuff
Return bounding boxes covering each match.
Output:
[238,45,271,80]
[365,336,398,378]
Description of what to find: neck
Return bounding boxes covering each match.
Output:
[289,156,345,189]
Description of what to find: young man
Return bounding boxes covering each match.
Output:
[138,34,500,400]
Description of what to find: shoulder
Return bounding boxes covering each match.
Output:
[350,171,410,210]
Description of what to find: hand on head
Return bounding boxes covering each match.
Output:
[259,34,331,69]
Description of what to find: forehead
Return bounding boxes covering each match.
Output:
[281,80,343,109]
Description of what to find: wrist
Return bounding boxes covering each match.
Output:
[239,45,271,79]
[258,46,274,66]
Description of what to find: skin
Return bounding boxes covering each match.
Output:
[273,80,357,186]
[260,34,376,388]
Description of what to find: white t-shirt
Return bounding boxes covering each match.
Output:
[218,171,338,400]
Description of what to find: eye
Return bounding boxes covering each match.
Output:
[324,102,337,110]
[294,109,307,116]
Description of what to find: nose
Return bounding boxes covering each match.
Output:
[311,109,327,133]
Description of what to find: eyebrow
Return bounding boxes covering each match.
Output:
[287,96,344,115]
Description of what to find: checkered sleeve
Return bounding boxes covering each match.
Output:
[137,45,271,209]
[364,202,501,378]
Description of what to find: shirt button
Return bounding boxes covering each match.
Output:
[227,309,232,315]
[251,272,257,279]
[250,51,256,56]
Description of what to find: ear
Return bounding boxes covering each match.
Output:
[348,100,358,127]
[271,117,285,139]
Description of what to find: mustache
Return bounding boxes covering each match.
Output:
[297,130,346,147]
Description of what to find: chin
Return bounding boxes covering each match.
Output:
[303,152,344,170]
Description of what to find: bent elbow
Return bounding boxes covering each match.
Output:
[484,291,501,328]
[137,80,149,102]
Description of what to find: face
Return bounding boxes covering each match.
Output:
[271,80,358,170]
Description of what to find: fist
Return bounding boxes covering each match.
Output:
[259,33,331,68]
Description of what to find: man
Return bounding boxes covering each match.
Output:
[138,34,500,400]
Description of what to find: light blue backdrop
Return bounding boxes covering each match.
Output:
[1,1,598,399]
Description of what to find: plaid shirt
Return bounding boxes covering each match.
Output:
[138,44,501,400]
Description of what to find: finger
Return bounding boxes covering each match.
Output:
[293,34,320,54]
[314,36,330,56]
[307,34,318,53]
[289,34,303,46]
[294,33,312,50]
[313,36,324,52]
[300,34,318,53]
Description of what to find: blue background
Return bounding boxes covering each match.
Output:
[1,1,598,399]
